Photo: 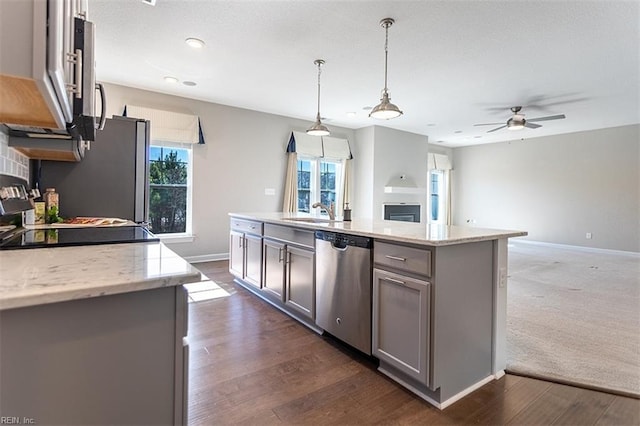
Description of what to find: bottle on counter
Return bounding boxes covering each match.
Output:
[44,188,60,224]
[343,203,352,221]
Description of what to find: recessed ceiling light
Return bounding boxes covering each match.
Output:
[362,106,373,111]
[474,135,483,139]
[454,130,463,134]
[185,38,205,49]
[183,81,197,86]
[164,76,178,83]
[427,123,436,127]
[346,112,357,117]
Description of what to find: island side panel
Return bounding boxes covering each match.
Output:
[0,286,180,425]
[432,240,494,401]
[492,238,509,375]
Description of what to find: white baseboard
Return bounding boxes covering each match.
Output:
[513,239,639,256]
[377,367,495,410]
[183,253,229,263]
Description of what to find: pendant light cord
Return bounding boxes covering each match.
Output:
[316,61,322,117]
[383,21,389,93]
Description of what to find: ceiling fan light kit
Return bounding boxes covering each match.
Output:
[475,106,566,133]
[370,18,403,120]
[307,59,330,136]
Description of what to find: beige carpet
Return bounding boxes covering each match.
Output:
[506,241,640,398]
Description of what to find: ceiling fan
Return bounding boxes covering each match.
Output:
[474,106,566,133]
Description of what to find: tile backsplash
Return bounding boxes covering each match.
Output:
[0,129,29,181]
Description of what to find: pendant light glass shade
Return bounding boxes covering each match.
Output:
[370,18,403,120]
[307,59,330,136]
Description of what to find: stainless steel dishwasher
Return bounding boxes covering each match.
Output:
[315,230,373,355]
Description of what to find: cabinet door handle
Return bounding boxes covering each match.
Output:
[239,236,244,248]
[382,276,406,286]
[385,255,407,262]
[278,248,284,263]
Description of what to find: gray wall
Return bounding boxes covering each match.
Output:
[103,83,356,259]
[451,125,640,252]
[352,126,429,221]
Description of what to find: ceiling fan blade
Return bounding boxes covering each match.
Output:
[474,122,504,126]
[528,114,566,122]
[487,125,507,133]
[525,122,542,129]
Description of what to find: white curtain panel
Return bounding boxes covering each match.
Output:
[338,158,353,216]
[282,151,298,213]
[445,169,452,226]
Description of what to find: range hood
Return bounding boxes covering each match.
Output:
[384,174,425,194]
[6,125,88,162]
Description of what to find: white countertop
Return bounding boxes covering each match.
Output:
[0,242,201,311]
[230,212,527,246]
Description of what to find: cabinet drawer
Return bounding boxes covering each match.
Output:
[374,241,431,278]
[229,218,263,235]
[264,224,314,249]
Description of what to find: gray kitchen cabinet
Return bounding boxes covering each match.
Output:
[284,245,315,319]
[261,236,315,321]
[373,268,430,385]
[244,234,263,287]
[230,219,317,330]
[0,285,188,425]
[229,230,244,277]
[229,219,263,289]
[263,238,286,300]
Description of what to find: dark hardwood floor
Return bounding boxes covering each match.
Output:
[187,261,640,425]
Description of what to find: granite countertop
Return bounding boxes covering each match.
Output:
[0,242,201,311]
[230,212,527,246]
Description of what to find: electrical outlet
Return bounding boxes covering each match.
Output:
[499,267,507,288]
[586,232,592,239]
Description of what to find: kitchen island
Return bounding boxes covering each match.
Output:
[229,212,526,409]
[0,241,201,425]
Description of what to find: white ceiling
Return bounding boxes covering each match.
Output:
[88,0,639,148]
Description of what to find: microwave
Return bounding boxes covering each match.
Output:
[0,0,106,159]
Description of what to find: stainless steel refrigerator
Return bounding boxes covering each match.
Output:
[38,116,149,223]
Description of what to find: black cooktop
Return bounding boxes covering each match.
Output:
[0,226,159,250]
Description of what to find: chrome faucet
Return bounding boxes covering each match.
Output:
[312,202,335,220]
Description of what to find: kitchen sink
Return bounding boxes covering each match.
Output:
[282,217,341,224]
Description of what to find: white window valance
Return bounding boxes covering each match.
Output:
[428,153,452,170]
[125,105,204,144]
[286,131,352,159]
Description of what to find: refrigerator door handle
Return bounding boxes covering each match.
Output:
[95,83,107,130]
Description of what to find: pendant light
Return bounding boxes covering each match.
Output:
[370,18,403,120]
[307,59,330,136]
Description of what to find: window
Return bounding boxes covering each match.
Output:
[149,144,192,235]
[429,169,446,225]
[297,157,342,214]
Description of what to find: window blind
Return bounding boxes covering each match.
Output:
[286,131,352,159]
[428,153,452,170]
[125,105,205,144]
